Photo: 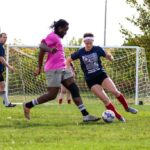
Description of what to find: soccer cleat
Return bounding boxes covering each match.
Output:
[83,115,101,122]
[119,117,126,123]
[126,107,138,114]
[23,103,31,120]
[67,99,71,104]
[5,103,16,107]
[59,99,63,104]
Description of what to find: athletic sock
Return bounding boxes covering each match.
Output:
[117,94,128,110]
[0,91,10,106]
[78,104,89,116]
[106,103,122,119]
[25,99,39,109]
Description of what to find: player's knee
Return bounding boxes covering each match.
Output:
[112,90,120,97]
[66,83,80,98]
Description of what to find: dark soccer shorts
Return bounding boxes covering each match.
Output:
[86,72,108,89]
[0,73,4,82]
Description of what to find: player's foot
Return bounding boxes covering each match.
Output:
[126,107,138,114]
[59,99,63,104]
[83,115,101,122]
[118,117,126,123]
[67,99,71,104]
[23,103,31,120]
[5,103,16,107]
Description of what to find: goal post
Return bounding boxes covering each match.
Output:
[6,45,150,105]
[135,47,140,105]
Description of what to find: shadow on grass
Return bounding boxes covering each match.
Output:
[0,119,124,130]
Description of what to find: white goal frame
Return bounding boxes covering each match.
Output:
[6,45,150,105]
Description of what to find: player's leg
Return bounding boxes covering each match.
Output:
[62,74,100,122]
[58,84,66,104]
[102,77,138,114]
[91,84,125,122]
[23,70,61,120]
[0,74,16,107]
[24,87,60,120]
[66,89,71,104]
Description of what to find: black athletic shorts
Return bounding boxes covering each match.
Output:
[0,73,4,82]
[86,72,108,89]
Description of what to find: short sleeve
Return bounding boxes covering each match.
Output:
[97,46,106,57]
[45,34,57,47]
[71,50,80,60]
[0,45,4,57]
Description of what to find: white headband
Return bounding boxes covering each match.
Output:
[83,37,94,41]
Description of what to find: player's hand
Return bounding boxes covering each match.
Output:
[34,68,41,77]
[9,66,15,73]
[106,54,114,61]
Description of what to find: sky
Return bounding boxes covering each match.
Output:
[0,0,141,46]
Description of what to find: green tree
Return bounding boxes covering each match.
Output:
[120,0,150,75]
[68,37,82,46]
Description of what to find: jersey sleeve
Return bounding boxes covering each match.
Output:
[44,34,57,47]
[97,46,106,57]
[0,45,4,57]
[71,50,80,60]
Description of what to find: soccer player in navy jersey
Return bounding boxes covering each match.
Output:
[0,33,16,107]
[66,33,138,122]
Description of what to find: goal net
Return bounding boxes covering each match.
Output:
[6,46,150,105]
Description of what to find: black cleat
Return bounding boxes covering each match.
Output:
[5,103,16,108]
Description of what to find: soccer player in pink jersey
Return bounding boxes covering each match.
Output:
[23,19,100,122]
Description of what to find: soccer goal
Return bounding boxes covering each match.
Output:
[6,45,150,105]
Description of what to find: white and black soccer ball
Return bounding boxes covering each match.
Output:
[102,110,115,123]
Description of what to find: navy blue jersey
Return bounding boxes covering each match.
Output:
[71,46,106,80]
[0,43,5,73]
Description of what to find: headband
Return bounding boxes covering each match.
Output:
[83,37,94,41]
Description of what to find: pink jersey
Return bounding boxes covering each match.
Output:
[44,32,66,72]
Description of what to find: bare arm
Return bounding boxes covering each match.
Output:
[34,49,45,76]
[0,57,14,72]
[38,49,45,70]
[39,43,57,53]
[104,51,114,61]
[66,57,73,69]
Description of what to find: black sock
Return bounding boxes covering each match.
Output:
[25,101,34,108]
[81,109,89,116]
[78,104,89,116]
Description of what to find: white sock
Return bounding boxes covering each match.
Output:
[32,99,39,106]
[1,91,10,106]
[78,104,86,111]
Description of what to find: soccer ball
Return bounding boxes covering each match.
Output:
[102,110,115,123]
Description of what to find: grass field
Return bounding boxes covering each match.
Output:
[0,100,150,150]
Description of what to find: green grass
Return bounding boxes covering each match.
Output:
[0,100,150,150]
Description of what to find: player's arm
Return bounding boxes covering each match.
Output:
[66,50,80,69]
[104,51,114,61]
[40,39,57,53]
[66,57,73,69]
[39,43,57,54]
[34,49,45,76]
[0,57,14,72]
[98,47,114,61]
